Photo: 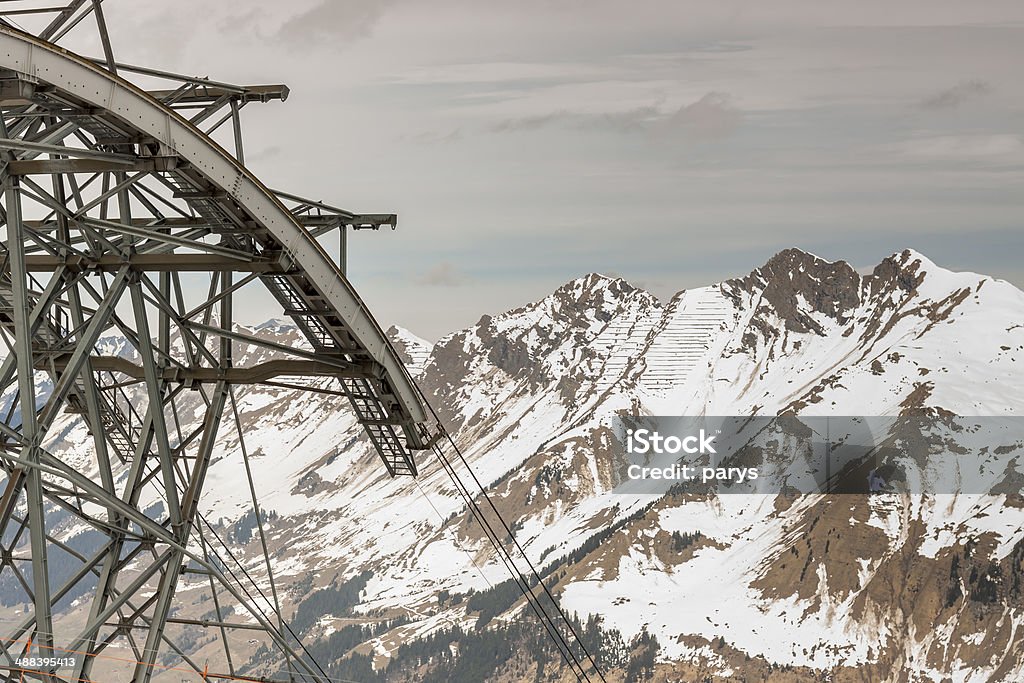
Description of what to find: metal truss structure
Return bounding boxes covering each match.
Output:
[0,4,435,681]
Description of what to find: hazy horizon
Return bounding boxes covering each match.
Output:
[285,245,1019,343]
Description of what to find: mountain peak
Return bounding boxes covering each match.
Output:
[477,273,650,333]
[763,247,834,269]
[728,249,861,332]
[893,247,933,266]
[866,249,932,295]
[552,272,639,301]
[425,272,660,396]
[253,317,297,333]
[386,325,433,375]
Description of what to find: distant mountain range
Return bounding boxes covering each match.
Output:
[14,248,1024,681]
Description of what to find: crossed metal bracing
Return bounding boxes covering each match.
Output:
[0,4,435,681]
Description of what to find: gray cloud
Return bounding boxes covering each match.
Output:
[596,105,663,133]
[489,105,660,134]
[217,8,261,36]
[246,145,283,162]
[275,0,394,46]
[655,92,741,141]
[416,262,468,287]
[490,110,575,133]
[404,128,464,145]
[919,79,992,109]
[488,97,738,140]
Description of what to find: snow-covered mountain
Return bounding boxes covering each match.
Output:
[15,248,1024,681]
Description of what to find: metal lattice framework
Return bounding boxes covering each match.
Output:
[0,4,434,681]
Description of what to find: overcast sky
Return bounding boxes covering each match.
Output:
[48,1,1024,339]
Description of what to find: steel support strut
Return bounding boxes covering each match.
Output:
[0,8,433,681]
[6,169,56,681]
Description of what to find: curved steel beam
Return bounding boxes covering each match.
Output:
[0,25,428,434]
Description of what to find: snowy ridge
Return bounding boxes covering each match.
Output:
[20,248,1024,680]
[386,325,433,376]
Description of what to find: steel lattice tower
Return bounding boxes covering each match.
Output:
[0,4,434,681]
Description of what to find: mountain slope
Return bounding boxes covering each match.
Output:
[10,248,1024,682]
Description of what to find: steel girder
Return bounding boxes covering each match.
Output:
[0,14,434,683]
[0,27,429,450]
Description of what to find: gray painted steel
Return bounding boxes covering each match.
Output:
[0,28,426,427]
[0,13,434,682]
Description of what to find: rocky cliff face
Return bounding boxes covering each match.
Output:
[17,248,1024,682]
